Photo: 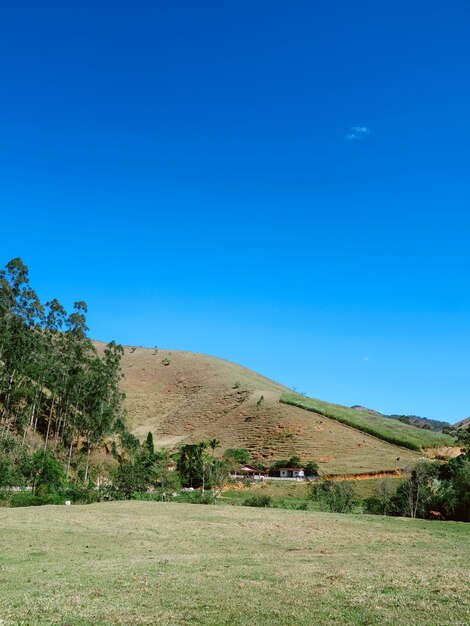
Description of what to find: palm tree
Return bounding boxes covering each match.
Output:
[208,438,220,456]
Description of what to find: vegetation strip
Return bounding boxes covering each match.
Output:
[280,392,454,451]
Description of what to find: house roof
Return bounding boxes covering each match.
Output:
[278,467,304,471]
[240,464,267,472]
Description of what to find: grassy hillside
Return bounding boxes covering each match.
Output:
[1,502,469,625]
[109,344,424,475]
[280,392,454,451]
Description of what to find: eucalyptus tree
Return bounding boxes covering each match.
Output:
[0,258,44,435]
[78,341,124,483]
[0,257,126,489]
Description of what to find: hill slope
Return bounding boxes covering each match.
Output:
[280,393,454,451]
[454,416,470,429]
[106,344,456,475]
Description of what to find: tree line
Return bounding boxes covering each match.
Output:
[0,257,125,490]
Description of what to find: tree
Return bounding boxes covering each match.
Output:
[364,478,395,516]
[177,442,207,488]
[151,451,180,499]
[303,461,319,477]
[114,461,148,498]
[208,438,220,456]
[0,258,126,493]
[310,479,357,513]
[455,426,470,453]
[145,432,155,458]
[177,441,229,492]
[206,458,229,495]
[269,456,305,476]
[437,452,470,521]
[223,448,250,466]
[395,462,439,519]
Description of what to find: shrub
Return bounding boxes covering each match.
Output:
[310,480,357,513]
[9,492,63,507]
[364,496,385,515]
[64,486,105,504]
[243,495,272,508]
[175,489,216,505]
[32,451,66,496]
[197,490,217,505]
[363,478,396,516]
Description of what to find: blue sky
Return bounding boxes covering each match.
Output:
[1,1,469,422]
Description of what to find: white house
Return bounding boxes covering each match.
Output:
[278,467,305,479]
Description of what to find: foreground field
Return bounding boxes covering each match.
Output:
[1,502,469,625]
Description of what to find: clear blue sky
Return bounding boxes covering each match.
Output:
[1,1,469,422]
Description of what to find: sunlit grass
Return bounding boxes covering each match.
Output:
[1,501,469,625]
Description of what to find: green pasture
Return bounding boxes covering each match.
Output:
[0,501,469,625]
[219,477,403,508]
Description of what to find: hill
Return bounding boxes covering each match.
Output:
[454,416,470,429]
[385,413,450,431]
[107,344,455,475]
[1,501,469,625]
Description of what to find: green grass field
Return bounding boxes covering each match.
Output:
[280,391,454,451]
[219,477,403,508]
[220,479,312,507]
[1,501,469,625]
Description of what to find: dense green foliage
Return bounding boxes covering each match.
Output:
[364,455,470,521]
[177,441,230,490]
[280,392,454,451]
[223,447,251,465]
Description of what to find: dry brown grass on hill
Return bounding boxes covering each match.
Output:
[96,343,422,475]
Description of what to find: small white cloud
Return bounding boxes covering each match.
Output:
[346,126,371,141]
[363,356,369,361]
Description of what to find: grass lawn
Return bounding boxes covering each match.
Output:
[280,391,454,451]
[1,502,469,625]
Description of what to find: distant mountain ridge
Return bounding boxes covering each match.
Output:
[351,405,451,432]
